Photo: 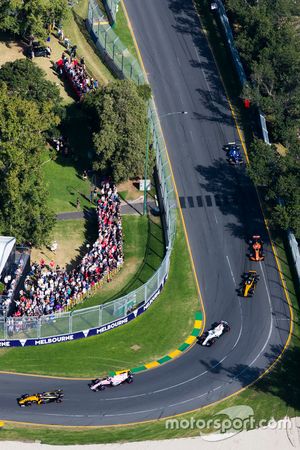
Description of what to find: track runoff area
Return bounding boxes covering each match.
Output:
[0,0,292,427]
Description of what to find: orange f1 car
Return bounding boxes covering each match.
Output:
[249,235,264,261]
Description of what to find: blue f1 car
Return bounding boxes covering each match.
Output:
[223,142,243,165]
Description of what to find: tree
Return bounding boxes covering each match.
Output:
[137,84,152,102]
[0,0,68,39]
[0,59,63,134]
[225,0,300,237]
[247,139,300,237]
[0,83,55,245]
[84,80,155,183]
[247,139,280,187]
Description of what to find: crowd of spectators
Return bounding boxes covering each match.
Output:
[12,182,123,318]
[56,53,99,99]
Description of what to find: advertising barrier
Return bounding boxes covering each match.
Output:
[0,276,167,347]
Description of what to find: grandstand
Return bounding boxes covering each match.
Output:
[0,236,30,317]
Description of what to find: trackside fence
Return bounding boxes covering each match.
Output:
[103,0,120,25]
[0,0,177,343]
[87,0,145,84]
[215,0,300,285]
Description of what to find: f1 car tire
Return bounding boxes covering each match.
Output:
[99,385,105,391]
[127,377,133,384]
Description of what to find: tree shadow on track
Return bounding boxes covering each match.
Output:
[198,344,300,412]
[195,158,266,242]
[168,0,234,127]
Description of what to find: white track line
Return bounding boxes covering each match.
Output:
[226,255,236,285]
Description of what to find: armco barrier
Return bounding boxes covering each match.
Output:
[216,0,300,286]
[0,0,177,345]
[215,0,247,87]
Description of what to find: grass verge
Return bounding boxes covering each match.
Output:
[0,217,198,377]
[113,0,138,60]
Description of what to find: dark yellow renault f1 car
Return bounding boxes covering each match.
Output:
[240,271,260,297]
[17,389,64,407]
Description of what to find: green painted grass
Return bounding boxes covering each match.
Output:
[0,218,199,377]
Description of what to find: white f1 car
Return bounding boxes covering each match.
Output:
[198,321,230,347]
[89,371,133,391]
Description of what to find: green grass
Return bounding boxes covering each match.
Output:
[75,215,164,308]
[63,0,115,84]
[0,218,198,377]
[42,149,92,214]
[113,1,138,60]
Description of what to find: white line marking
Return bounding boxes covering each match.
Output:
[231,300,243,351]
[226,255,236,285]
[44,413,85,417]
[104,408,158,417]
[213,385,222,391]
[193,43,212,98]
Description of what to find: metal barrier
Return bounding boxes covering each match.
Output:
[0,0,177,343]
[87,0,145,84]
[215,0,247,87]
[103,0,120,25]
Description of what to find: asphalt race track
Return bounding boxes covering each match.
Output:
[0,0,291,426]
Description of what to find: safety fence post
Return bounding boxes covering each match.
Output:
[99,305,103,327]
[69,313,73,334]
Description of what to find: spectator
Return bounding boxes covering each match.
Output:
[12,183,123,318]
[50,241,58,254]
[55,52,98,100]
[64,37,70,49]
[70,45,77,58]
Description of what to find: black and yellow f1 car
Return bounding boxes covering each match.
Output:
[240,271,260,297]
[17,390,64,407]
